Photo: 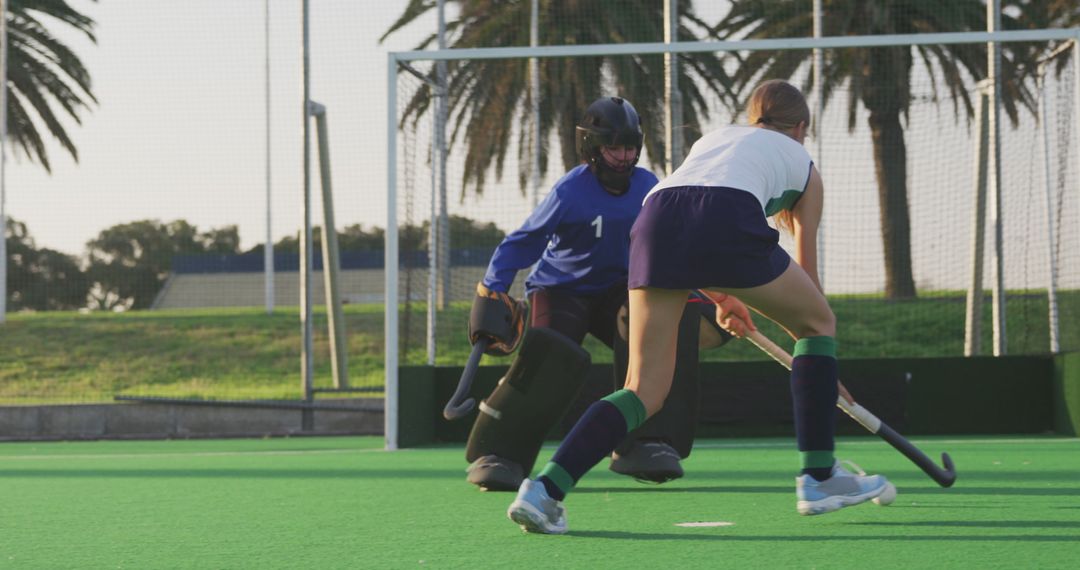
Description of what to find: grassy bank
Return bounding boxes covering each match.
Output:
[1,290,1077,403]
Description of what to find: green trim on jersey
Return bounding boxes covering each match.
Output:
[764,188,804,216]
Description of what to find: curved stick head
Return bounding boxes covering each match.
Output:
[443,397,476,421]
[936,453,957,488]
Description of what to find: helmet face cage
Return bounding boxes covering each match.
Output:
[575,97,644,194]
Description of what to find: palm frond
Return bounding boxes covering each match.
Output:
[377,0,434,44]
[5,0,97,172]
[383,0,740,196]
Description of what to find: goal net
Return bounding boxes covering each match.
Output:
[386,30,1080,382]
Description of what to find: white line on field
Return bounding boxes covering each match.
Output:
[0,447,389,461]
[533,437,1078,451]
[691,437,1080,450]
[1,437,1075,461]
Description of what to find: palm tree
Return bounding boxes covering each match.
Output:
[1018,0,1079,28]
[6,0,98,172]
[381,0,737,196]
[1012,0,1080,76]
[712,0,1039,299]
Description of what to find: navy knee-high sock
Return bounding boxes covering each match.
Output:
[791,336,838,481]
[536,389,646,501]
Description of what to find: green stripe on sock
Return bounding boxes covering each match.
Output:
[801,450,835,469]
[537,462,574,495]
[794,336,836,358]
[601,389,646,430]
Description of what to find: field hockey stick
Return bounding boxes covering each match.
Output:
[443,338,488,420]
[745,329,957,487]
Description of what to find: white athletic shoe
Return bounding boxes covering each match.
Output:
[507,479,568,534]
[796,460,889,516]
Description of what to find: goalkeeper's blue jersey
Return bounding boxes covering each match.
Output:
[483,164,658,295]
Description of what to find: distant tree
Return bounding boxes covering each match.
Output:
[448,216,503,248]
[338,224,386,251]
[7,0,99,172]
[4,218,89,310]
[85,220,241,310]
[251,224,390,256]
[259,216,504,255]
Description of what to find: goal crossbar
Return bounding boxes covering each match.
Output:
[390,28,1080,63]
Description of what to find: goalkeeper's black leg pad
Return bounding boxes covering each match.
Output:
[465,327,591,479]
[610,440,684,483]
[615,301,701,460]
[465,454,525,492]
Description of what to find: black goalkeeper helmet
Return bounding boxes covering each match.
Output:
[575,96,644,195]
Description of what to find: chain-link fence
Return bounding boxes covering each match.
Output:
[389,28,1080,377]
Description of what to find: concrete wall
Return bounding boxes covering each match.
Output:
[0,399,383,441]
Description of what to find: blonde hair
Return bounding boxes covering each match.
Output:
[747,80,810,235]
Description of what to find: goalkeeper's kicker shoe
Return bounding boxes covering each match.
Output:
[507,479,568,534]
[796,460,889,516]
[466,455,524,492]
[609,440,684,483]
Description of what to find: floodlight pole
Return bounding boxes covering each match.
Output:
[986,1,1006,355]
[530,0,540,207]
[964,85,989,357]
[425,0,448,366]
[427,96,438,365]
[435,0,449,311]
[1075,38,1080,302]
[425,1,447,360]
[0,0,8,323]
[664,0,683,173]
[1036,66,1060,353]
[812,0,825,288]
[264,0,275,315]
[300,0,315,429]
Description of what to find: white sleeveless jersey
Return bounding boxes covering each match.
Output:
[645,126,814,216]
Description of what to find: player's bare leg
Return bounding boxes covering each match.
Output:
[624,287,689,416]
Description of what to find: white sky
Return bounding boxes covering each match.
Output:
[4,1,1076,294]
[6,0,441,255]
[5,1,738,257]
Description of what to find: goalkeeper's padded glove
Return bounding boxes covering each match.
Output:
[468,282,528,356]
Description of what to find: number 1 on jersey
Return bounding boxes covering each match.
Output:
[591,215,602,238]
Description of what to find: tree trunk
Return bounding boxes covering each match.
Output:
[867,108,917,299]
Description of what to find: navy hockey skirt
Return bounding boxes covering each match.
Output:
[628,186,791,290]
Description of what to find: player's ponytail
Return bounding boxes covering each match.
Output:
[746,80,810,133]
[774,210,794,236]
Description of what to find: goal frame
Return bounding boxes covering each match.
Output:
[384,27,1080,449]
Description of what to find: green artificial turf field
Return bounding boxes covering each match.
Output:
[1,435,1077,568]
